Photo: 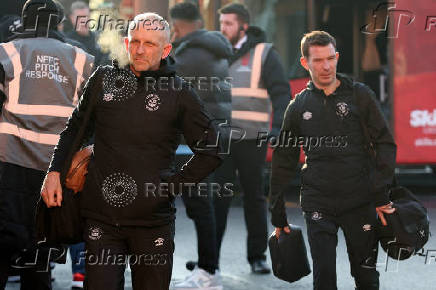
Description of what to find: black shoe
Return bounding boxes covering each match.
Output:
[250,260,271,274]
[186,260,198,271]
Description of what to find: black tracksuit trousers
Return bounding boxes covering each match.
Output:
[83,219,175,290]
[304,204,380,290]
[181,173,218,274]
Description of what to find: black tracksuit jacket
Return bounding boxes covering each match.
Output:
[269,74,397,227]
[49,58,222,227]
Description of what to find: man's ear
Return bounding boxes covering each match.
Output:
[300,56,309,71]
[161,43,172,59]
[124,37,129,53]
[335,51,340,62]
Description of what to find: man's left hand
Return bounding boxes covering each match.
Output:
[376,202,396,226]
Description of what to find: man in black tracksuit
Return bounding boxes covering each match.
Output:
[169,2,232,286]
[41,13,222,290]
[269,31,397,290]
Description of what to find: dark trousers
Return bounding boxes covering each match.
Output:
[0,162,51,290]
[214,140,268,264]
[70,242,86,274]
[305,204,380,290]
[181,174,218,273]
[83,219,174,290]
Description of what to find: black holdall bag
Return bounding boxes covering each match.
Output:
[268,224,311,283]
[376,185,430,260]
[35,66,104,247]
[353,83,430,261]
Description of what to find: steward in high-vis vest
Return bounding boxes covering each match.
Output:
[228,27,289,140]
[216,3,290,274]
[0,1,93,288]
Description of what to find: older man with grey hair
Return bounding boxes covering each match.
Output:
[41,12,222,290]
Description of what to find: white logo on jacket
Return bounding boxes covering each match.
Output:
[88,226,103,240]
[154,238,164,247]
[336,102,350,118]
[363,224,372,232]
[303,111,312,120]
[145,94,161,111]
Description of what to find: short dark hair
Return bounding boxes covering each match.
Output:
[218,3,250,24]
[300,30,337,58]
[169,2,201,22]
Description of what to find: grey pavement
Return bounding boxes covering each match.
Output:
[6,195,436,290]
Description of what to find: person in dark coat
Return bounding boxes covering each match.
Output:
[169,3,232,289]
[65,1,108,66]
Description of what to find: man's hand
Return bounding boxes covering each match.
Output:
[275,226,291,239]
[41,171,63,207]
[376,202,396,226]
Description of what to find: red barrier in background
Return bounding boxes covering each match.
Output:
[266,78,309,162]
[393,0,436,164]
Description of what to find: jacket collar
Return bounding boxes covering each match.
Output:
[229,26,266,65]
[307,73,354,95]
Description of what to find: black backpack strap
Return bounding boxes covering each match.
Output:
[353,82,398,188]
[353,83,376,162]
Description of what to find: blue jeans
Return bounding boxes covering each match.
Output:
[70,243,85,274]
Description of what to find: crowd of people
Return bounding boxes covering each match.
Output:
[0,1,396,290]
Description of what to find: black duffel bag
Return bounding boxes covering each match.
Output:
[35,187,83,245]
[377,185,430,260]
[268,224,311,283]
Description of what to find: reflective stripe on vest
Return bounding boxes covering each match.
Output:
[231,43,268,101]
[1,42,87,117]
[72,46,87,105]
[0,121,59,145]
[232,110,269,122]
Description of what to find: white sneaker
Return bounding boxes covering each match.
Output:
[174,267,223,290]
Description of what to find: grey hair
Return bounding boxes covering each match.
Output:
[128,12,170,42]
[70,1,89,13]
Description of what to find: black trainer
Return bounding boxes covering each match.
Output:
[250,260,271,274]
[186,260,198,271]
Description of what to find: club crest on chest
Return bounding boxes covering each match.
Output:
[145,93,161,111]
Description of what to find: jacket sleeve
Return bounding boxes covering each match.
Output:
[0,63,5,113]
[165,84,223,187]
[261,48,291,137]
[269,97,301,227]
[47,67,102,173]
[357,84,397,206]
